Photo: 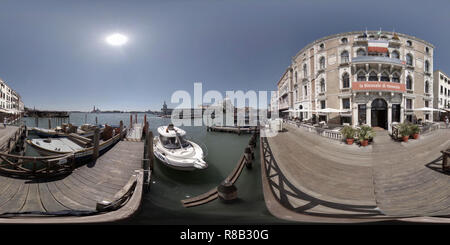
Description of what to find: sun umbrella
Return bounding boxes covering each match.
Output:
[317,108,345,113]
[413,107,446,112]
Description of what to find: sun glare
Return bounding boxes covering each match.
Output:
[105,33,128,46]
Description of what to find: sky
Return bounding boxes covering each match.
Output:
[0,0,449,111]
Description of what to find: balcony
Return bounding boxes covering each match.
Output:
[352,56,404,66]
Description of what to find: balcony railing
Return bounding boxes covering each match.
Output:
[352,56,403,65]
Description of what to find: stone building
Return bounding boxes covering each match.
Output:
[433,70,450,120]
[277,31,435,131]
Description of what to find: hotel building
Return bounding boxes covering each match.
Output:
[276,31,434,132]
[433,70,450,120]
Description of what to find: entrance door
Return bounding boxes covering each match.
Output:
[371,99,388,129]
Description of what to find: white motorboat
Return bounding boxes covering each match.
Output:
[153,124,207,171]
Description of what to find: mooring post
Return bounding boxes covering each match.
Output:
[237,126,241,135]
[85,113,87,124]
[48,118,51,129]
[148,130,154,171]
[130,114,133,129]
[35,116,38,127]
[443,150,449,172]
[93,127,100,160]
[244,146,253,168]
[144,114,147,127]
[95,116,98,125]
[218,181,237,202]
[135,114,138,124]
[119,120,124,139]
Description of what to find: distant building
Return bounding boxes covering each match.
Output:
[0,77,24,118]
[91,106,101,113]
[161,101,173,115]
[433,70,450,120]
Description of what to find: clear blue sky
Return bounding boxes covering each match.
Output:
[0,0,449,111]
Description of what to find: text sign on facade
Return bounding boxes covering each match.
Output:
[352,81,406,92]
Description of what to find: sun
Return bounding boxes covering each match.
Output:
[105,33,128,46]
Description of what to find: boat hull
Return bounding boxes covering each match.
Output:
[153,137,207,171]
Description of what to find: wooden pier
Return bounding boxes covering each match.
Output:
[0,123,149,223]
[207,125,259,135]
[181,133,257,207]
[260,123,450,223]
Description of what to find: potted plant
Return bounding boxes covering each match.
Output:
[357,125,375,146]
[410,124,420,139]
[398,123,411,142]
[341,125,356,145]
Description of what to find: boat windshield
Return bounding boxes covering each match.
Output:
[160,135,190,149]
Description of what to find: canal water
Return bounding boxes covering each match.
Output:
[22,113,285,224]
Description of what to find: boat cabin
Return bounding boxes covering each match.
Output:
[157,125,190,149]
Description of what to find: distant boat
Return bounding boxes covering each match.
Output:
[153,124,207,171]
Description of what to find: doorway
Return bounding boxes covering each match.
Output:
[371,99,388,129]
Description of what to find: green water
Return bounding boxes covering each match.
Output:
[22,113,285,224]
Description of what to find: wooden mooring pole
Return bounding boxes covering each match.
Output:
[95,117,98,125]
[48,119,51,129]
[93,127,100,160]
[119,120,124,139]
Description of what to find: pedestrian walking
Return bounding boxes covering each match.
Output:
[445,116,449,129]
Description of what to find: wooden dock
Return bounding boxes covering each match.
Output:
[181,133,257,207]
[260,123,450,223]
[207,125,259,135]
[0,124,147,223]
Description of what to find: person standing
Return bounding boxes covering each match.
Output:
[445,116,449,129]
[3,117,7,128]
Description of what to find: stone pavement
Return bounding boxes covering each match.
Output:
[262,124,450,222]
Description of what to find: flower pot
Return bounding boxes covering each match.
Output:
[360,139,368,146]
[346,138,354,145]
[402,136,409,142]
[412,133,419,139]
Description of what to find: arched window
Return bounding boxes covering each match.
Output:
[341,38,348,44]
[341,50,349,63]
[425,81,430,93]
[342,72,350,88]
[391,50,400,59]
[425,60,430,72]
[392,73,400,83]
[369,71,378,81]
[406,54,413,66]
[357,48,366,57]
[319,43,324,49]
[357,71,366,81]
[406,40,412,46]
[319,57,325,69]
[295,71,298,84]
[380,72,390,82]
[320,79,325,92]
[406,76,413,90]
[303,64,307,77]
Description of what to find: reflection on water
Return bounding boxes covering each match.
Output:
[23,113,283,224]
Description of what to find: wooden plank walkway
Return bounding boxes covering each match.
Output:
[0,140,144,223]
[261,124,450,223]
[0,126,21,152]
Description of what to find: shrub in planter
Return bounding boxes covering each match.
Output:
[409,124,420,139]
[398,123,411,142]
[341,126,356,145]
[357,125,375,146]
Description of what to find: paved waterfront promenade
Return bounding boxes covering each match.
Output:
[262,123,450,223]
